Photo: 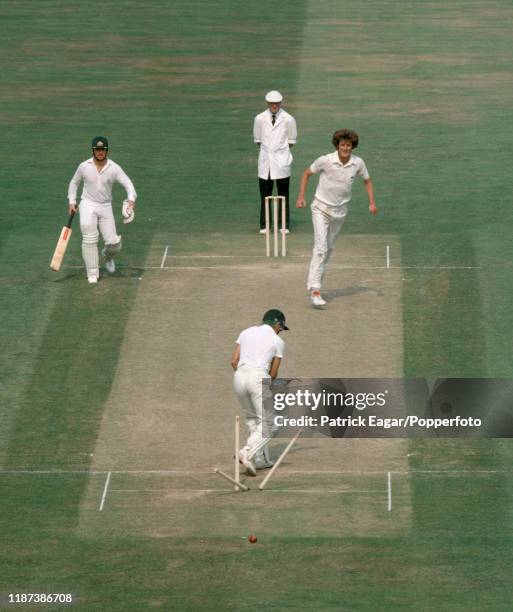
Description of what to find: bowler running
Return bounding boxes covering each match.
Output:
[296,129,377,307]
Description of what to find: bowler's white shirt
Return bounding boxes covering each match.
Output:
[310,152,369,212]
[253,109,297,180]
[68,158,137,205]
[236,324,285,373]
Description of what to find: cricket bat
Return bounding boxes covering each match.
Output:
[50,211,76,271]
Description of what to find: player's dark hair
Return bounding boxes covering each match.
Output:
[332,129,359,149]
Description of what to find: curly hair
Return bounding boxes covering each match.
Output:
[332,129,359,149]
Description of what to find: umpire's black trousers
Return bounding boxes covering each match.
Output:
[259,177,290,230]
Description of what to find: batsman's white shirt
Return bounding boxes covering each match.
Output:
[234,324,285,462]
[253,109,297,180]
[310,152,369,215]
[67,158,137,205]
[236,324,285,374]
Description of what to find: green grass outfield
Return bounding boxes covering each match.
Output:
[2,1,513,610]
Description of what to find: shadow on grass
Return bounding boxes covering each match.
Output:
[324,285,384,302]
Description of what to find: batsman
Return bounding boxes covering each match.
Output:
[67,136,137,284]
[231,309,289,476]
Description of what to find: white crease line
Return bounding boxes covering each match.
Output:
[111,488,218,493]
[65,264,482,271]
[160,245,169,269]
[1,468,511,475]
[157,254,383,260]
[151,265,481,271]
[99,471,112,512]
[258,489,379,494]
[162,254,306,259]
[249,468,511,475]
[387,472,392,511]
[0,470,94,474]
[0,469,213,475]
[110,488,379,494]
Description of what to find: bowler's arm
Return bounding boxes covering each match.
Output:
[296,167,314,208]
[364,178,377,215]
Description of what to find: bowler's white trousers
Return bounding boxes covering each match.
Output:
[307,199,347,291]
[233,364,273,462]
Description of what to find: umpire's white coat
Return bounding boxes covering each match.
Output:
[253,109,297,180]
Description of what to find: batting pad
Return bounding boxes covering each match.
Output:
[103,236,122,259]
[82,226,99,276]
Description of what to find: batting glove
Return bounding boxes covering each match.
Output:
[122,199,135,224]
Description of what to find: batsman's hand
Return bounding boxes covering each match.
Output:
[296,197,306,209]
[122,199,135,224]
[69,203,78,214]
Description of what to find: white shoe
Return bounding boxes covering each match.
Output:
[259,229,267,234]
[310,291,326,307]
[281,229,290,234]
[239,449,256,476]
[88,276,98,284]
[105,258,116,274]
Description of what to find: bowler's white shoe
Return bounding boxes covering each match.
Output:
[310,290,326,307]
[88,276,98,284]
[239,449,257,476]
[259,229,267,234]
[281,229,290,234]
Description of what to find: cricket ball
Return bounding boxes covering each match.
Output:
[248,535,257,543]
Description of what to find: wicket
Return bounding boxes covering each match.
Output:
[213,414,249,492]
[234,414,240,491]
[264,196,287,257]
[214,468,249,491]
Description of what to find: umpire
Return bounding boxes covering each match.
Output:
[253,91,297,233]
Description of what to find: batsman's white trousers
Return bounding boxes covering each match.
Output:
[307,199,347,291]
[79,199,119,244]
[233,365,273,461]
